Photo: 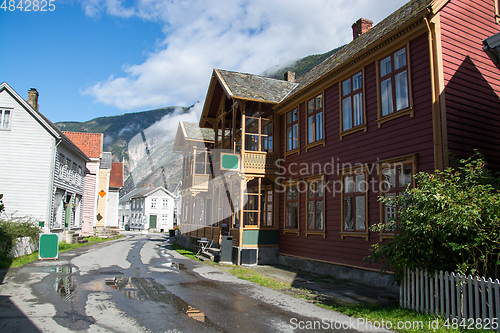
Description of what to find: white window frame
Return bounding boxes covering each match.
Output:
[0,109,12,130]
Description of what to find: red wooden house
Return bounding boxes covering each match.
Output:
[181,0,500,287]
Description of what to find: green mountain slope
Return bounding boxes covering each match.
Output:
[266,45,345,80]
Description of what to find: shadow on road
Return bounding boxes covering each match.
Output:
[0,268,42,332]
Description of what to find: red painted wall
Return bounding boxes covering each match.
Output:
[278,32,435,270]
[440,0,500,170]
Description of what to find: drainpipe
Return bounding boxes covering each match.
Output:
[424,13,445,171]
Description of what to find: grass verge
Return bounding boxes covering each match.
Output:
[171,241,488,333]
[3,235,122,268]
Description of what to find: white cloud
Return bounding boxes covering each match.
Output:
[82,0,409,114]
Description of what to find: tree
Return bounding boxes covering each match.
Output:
[367,152,500,283]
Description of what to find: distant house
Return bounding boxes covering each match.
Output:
[63,131,103,236]
[106,162,124,229]
[172,121,215,239]
[63,132,124,236]
[178,0,500,287]
[0,83,89,237]
[119,186,175,232]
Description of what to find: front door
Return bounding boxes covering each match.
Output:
[149,215,157,229]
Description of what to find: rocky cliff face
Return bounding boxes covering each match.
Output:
[56,106,191,194]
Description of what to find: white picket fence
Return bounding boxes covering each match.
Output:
[401,267,500,331]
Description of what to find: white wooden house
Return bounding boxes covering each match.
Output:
[119,186,175,232]
[0,83,89,236]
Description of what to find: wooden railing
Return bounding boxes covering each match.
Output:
[183,174,210,192]
[243,152,278,174]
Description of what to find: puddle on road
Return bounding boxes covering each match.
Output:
[56,275,77,301]
[169,262,186,270]
[105,276,207,323]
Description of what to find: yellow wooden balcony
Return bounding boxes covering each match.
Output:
[243,151,278,174]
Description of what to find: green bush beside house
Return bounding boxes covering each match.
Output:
[368,152,500,283]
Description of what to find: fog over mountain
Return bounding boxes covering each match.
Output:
[56,46,344,195]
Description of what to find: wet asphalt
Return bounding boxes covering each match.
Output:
[0,232,390,332]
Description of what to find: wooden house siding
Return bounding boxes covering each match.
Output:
[440,0,500,170]
[96,169,109,227]
[0,89,54,223]
[278,32,436,270]
[82,161,99,236]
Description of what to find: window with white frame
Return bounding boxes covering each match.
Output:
[340,166,369,239]
[0,109,12,129]
[341,72,364,131]
[306,176,324,233]
[151,198,156,208]
[284,181,299,232]
[286,108,299,152]
[378,156,415,237]
[163,199,168,209]
[379,47,410,116]
[307,94,323,144]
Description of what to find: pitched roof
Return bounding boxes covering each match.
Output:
[121,186,174,201]
[0,82,90,162]
[280,0,434,106]
[182,121,215,141]
[215,69,298,103]
[63,131,103,159]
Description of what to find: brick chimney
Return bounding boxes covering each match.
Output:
[27,88,39,111]
[284,71,296,83]
[352,18,373,40]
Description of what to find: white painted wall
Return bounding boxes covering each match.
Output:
[0,89,54,224]
[105,189,120,227]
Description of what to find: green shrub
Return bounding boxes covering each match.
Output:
[368,152,500,282]
[0,215,41,263]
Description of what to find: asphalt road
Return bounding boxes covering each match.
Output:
[0,232,389,332]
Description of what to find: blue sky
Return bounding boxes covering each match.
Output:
[0,0,408,123]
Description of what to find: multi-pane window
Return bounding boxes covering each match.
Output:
[243,179,259,226]
[151,198,156,208]
[306,178,324,231]
[342,72,363,131]
[233,182,240,228]
[245,116,259,151]
[380,47,409,116]
[286,108,299,151]
[162,215,168,223]
[307,94,323,144]
[199,200,205,224]
[194,151,207,174]
[380,162,413,231]
[244,117,273,152]
[0,109,11,129]
[260,185,274,227]
[163,199,168,209]
[341,168,368,238]
[285,182,299,230]
[261,120,273,152]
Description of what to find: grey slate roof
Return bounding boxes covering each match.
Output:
[216,69,298,103]
[283,0,434,103]
[181,121,215,141]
